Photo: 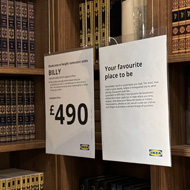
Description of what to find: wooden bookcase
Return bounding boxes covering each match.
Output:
[1,0,190,189]
[0,0,57,189]
[50,0,190,189]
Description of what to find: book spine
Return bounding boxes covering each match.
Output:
[29,80,35,140]
[94,0,100,64]
[31,174,35,190]
[16,176,22,190]
[28,1,35,68]
[35,174,39,190]
[23,80,30,140]
[39,173,44,190]
[186,1,190,52]
[11,177,16,190]
[0,79,6,142]
[100,0,109,47]
[178,0,186,53]
[6,178,11,190]
[15,1,22,67]
[26,175,30,190]
[22,2,28,68]
[11,79,17,141]
[8,0,15,67]
[5,79,12,142]
[22,175,26,190]
[172,0,179,53]
[1,0,8,67]
[87,1,94,47]
[79,3,85,47]
[0,178,6,190]
[16,79,24,141]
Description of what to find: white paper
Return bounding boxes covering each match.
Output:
[44,48,95,158]
[99,35,171,166]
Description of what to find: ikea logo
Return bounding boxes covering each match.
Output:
[149,149,163,157]
[80,144,90,150]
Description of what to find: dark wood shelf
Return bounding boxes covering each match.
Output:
[168,54,190,63]
[171,145,190,157]
[0,67,44,76]
[0,140,45,153]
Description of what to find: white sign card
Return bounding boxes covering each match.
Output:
[44,48,95,158]
[99,35,171,166]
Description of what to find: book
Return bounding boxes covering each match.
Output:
[28,1,35,68]
[1,0,8,67]
[16,79,24,141]
[11,79,17,141]
[23,80,30,140]
[172,0,179,53]
[87,1,94,47]
[29,80,35,140]
[186,2,190,52]
[178,0,186,53]
[0,79,6,142]
[79,175,112,190]
[99,176,130,190]
[79,3,86,47]
[15,1,22,67]
[100,0,109,47]
[8,0,15,67]
[5,79,12,142]
[0,177,6,190]
[94,0,100,64]
[90,175,119,190]
[22,2,29,68]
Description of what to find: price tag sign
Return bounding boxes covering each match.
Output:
[44,48,95,158]
[100,36,171,166]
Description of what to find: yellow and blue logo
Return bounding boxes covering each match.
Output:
[80,144,90,150]
[149,149,163,157]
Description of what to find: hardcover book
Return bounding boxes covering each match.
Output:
[10,79,17,141]
[8,0,15,67]
[15,1,22,67]
[22,2,29,68]
[16,80,24,141]
[79,3,86,47]
[87,1,94,46]
[28,2,35,68]
[0,80,6,142]
[1,0,8,67]
[5,79,12,142]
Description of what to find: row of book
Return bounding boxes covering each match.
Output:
[0,168,43,190]
[79,0,121,65]
[79,0,148,64]
[80,174,150,190]
[0,0,35,68]
[172,0,190,54]
[0,79,35,143]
